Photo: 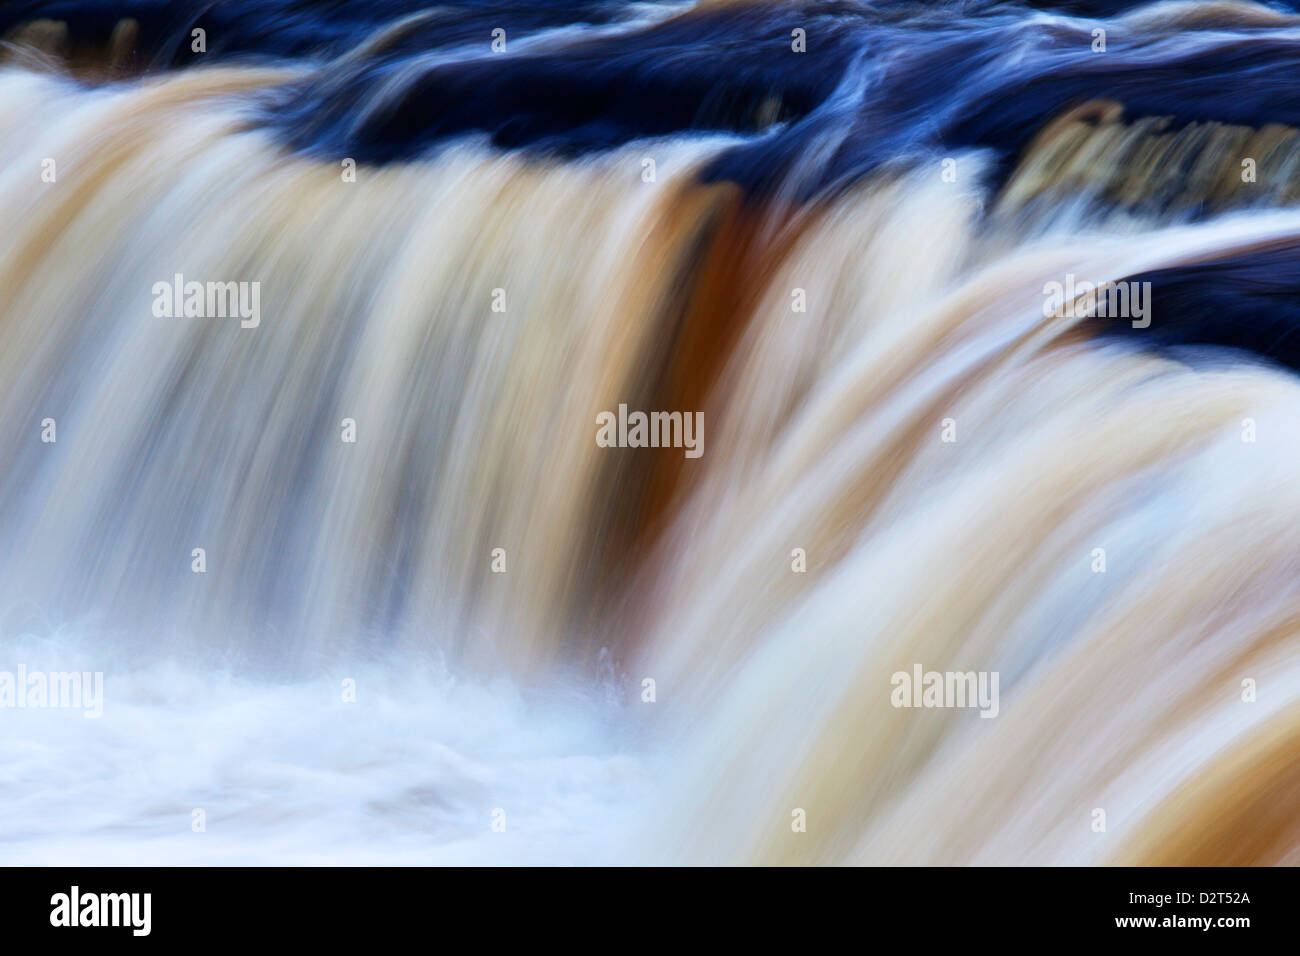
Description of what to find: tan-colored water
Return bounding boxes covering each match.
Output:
[1,62,1297,864]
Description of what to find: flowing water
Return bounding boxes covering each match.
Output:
[1,0,1299,865]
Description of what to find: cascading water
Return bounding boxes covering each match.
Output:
[0,0,1298,865]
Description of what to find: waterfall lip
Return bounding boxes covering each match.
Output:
[12,1,1300,203]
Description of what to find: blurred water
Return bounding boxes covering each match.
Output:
[2,0,1300,865]
[0,633,653,865]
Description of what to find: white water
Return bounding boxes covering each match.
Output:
[0,632,652,865]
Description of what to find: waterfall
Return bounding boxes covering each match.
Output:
[1,0,1298,865]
